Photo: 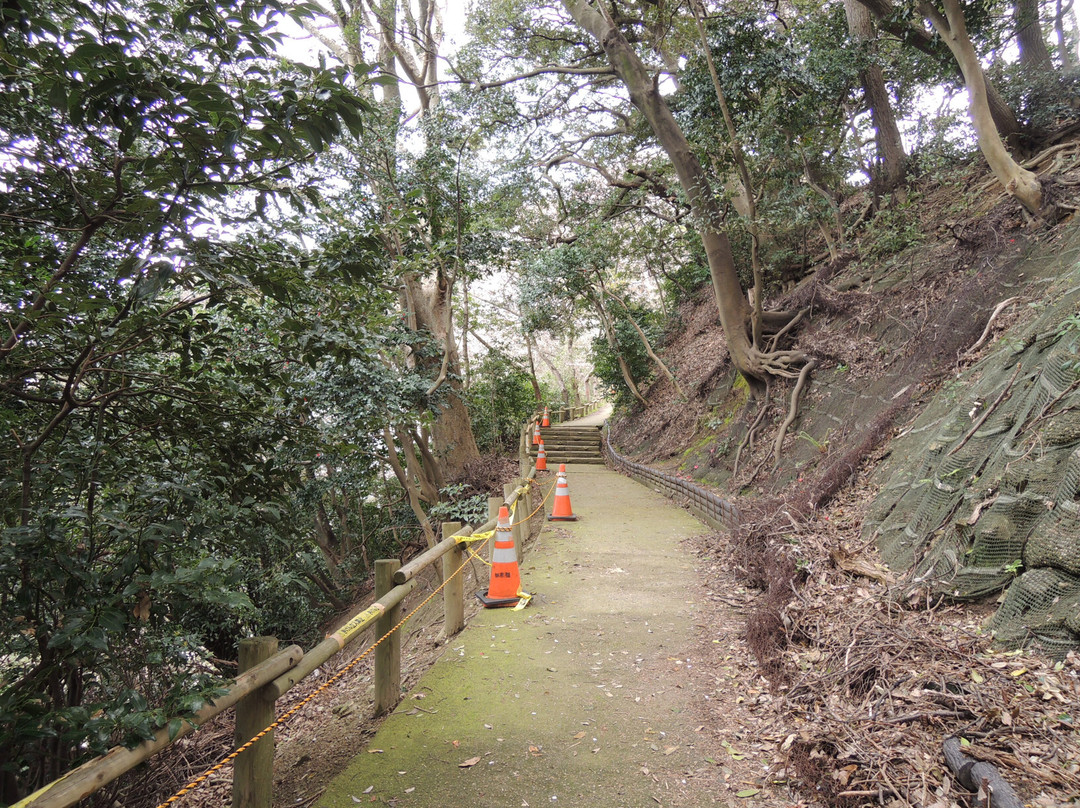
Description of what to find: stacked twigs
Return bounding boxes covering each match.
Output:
[757,506,1080,808]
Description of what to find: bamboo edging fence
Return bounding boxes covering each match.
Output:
[14,465,545,808]
[603,424,741,531]
[9,647,303,808]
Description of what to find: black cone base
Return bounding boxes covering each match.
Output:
[476,590,521,608]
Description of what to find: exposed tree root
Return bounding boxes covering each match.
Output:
[963,295,1020,358]
[765,307,809,351]
[733,393,771,479]
[731,308,817,477]
[772,359,817,469]
[751,347,808,379]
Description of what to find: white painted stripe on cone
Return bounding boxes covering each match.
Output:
[492,546,517,563]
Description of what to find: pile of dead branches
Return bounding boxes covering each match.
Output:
[758,507,1080,808]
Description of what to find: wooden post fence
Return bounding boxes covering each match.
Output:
[442,521,465,638]
[374,559,402,716]
[14,460,545,808]
[233,637,278,808]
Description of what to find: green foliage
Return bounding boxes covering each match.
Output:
[679,8,861,157]
[1057,312,1080,337]
[590,301,662,409]
[428,484,490,524]
[862,195,926,258]
[518,242,600,336]
[0,0,401,797]
[994,62,1080,133]
[907,107,977,179]
[465,354,542,454]
[659,248,713,304]
[675,8,863,284]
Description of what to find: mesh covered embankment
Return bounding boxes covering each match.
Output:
[863,278,1080,656]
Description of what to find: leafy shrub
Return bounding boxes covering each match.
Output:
[465,355,543,453]
[590,302,662,408]
[863,196,926,259]
[429,483,491,524]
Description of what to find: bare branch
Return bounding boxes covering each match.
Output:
[477,65,616,89]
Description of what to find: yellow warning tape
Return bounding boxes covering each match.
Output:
[457,478,556,542]
[154,473,560,807]
[328,604,385,649]
[154,536,485,808]
[457,531,493,544]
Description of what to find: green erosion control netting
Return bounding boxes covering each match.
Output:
[864,280,1080,657]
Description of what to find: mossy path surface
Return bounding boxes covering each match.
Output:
[316,460,722,808]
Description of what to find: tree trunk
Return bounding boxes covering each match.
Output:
[562,0,763,392]
[918,0,1054,221]
[322,0,479,480]
[524,336,544,403]
[594,296,649,407]
[461,277,471,389]
[402,271,480,478]
[534,341,568,402]
[604,288,687,399]
[313,502,345,580]
[844,0,907,192]
[1055,0,1074,71]
[1016,0,1054,70]
[382,429,438,548]
[691,1,764,327]
[854,0,1022,141]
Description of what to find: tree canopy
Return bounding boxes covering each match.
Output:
[3,0,1079,799]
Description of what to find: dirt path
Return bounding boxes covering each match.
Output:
[315,463,729,808]
[562,403,612,427]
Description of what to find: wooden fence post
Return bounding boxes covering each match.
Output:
[441,521,465,638]
[519,425,530,476]
[374,559,402,716]
[233,636,278,808]
[503,482,524,553]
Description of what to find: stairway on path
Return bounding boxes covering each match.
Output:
[530,423,604,465]
[316,462,717,808]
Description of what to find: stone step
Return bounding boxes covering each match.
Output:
[539,455,605,465]
[536,438,600,446]
[534,440,600,450]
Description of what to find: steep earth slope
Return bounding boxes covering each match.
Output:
[608,162,1080,805]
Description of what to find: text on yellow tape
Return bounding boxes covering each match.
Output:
[329,604,385,648]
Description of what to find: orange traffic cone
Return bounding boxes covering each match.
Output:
[548,464,578,521]
[536,438,548,471]
[477,506,523,608]
[532,422,541,445]
[541,407,550,428]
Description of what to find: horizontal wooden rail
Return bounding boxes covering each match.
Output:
[532,399,603,426]
[18,452,547,808]
[265,577,419,701]
[14,646,304,808]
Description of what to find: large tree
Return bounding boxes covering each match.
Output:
[303,0,483,486]
[916,0,1057,219]
[559,0,807,399]
[0,0,374,797]
[844,0,907,193]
